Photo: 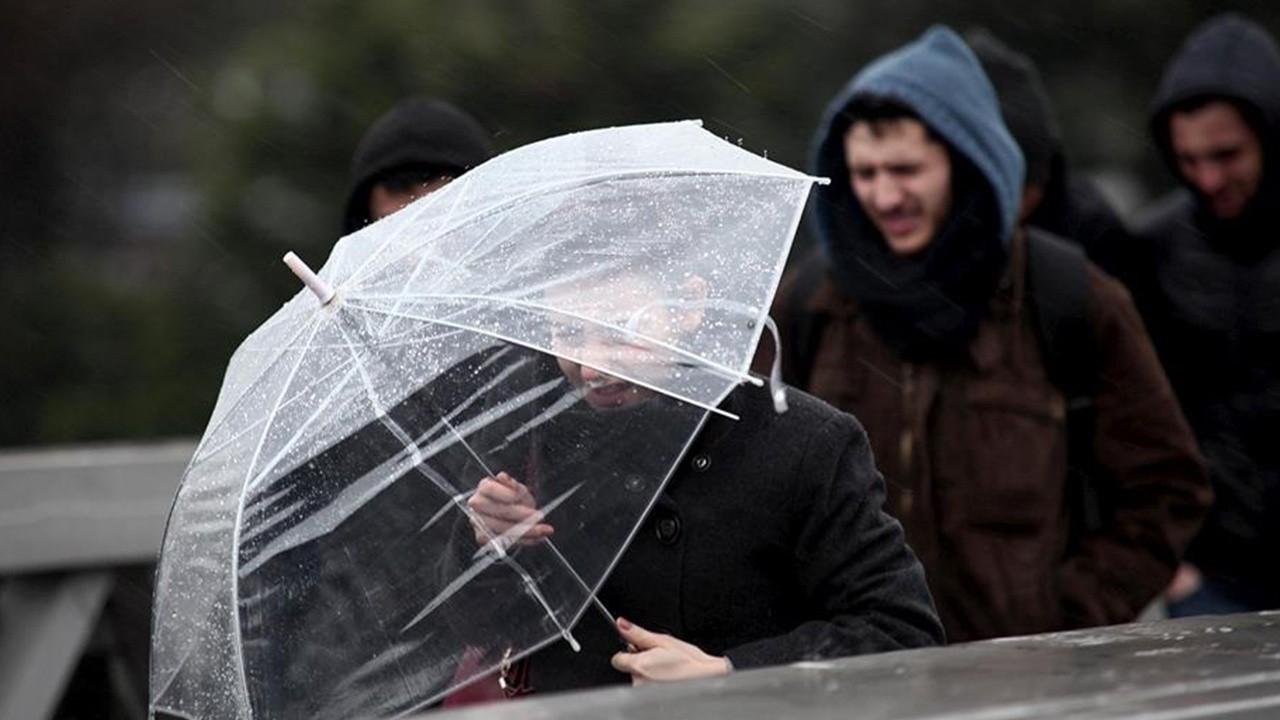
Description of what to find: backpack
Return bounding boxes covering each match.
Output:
[780,230,1111,541]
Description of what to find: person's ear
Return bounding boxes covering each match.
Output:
[675,275,708,332]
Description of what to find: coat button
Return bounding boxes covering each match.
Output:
[690,454,711,473]
[654,513,682,545]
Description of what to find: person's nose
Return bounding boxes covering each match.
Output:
[576,341,620,381]
[579,362,606,383]
[1192,162,1228,196]
[870,175,905,213]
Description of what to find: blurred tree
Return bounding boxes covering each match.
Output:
[2,0,1279,446]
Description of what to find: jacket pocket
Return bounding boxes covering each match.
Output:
[932,377,1066,530]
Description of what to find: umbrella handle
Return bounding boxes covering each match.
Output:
[762,316,789,414]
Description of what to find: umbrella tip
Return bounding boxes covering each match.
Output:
[283,251,336,306]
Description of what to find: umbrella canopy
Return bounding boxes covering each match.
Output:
[149,120,824,719]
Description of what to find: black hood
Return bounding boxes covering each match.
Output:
[966,28,1062,191]
[1150,14,1280,220]
[342,98,492,234]
[967,28,1134,282]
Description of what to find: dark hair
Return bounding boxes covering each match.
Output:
[1163,94,1267,144]
[842,94,943,142]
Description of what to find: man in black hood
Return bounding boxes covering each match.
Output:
[1135,12,1280,615]
[966,29,1140,290]
[342,97,493,234]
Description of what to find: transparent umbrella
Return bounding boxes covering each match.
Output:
[149,120,825,719]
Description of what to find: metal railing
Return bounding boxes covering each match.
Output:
[0,439,195,720]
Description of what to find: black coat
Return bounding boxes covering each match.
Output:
[1135,12,1280,604]
[1133,191,1280,604]
[526,383,943,694]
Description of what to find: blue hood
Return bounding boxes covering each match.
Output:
[811,25,1025,244]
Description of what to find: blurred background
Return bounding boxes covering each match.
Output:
[1,2,1278,717]
[4,0,1278,448]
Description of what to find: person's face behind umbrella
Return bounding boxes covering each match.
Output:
[548,273,707,410]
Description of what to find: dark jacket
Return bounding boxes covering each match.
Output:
[525,383,944,693]
[1134,13,1280,604]
[342,97,492,234]
[771,235,1209,641]
[966,28,1141,290]
[778,25,1210,642]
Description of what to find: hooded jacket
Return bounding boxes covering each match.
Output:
[966,29,1140,290]
[342,97,492,234]
[814,27,1025,240]
[810,26,1023,361]
[1135,13,1280,604]
[771,26,1210,641]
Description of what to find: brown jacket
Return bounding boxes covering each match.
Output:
[766,234,1211,642]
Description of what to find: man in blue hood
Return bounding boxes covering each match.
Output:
[771,26,1210,641]
[1135,13,1280,615]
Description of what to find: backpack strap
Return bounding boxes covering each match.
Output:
[1025,228,1092,399]
[1024,228,1109,538]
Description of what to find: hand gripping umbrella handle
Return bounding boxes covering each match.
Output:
[283,251,337,305]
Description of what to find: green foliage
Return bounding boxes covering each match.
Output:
[0,257,235,442]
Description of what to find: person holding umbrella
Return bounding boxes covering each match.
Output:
[464,265,944,696]
[150,120,939,719]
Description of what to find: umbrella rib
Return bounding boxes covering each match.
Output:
[193,312,325,461]
[407,367,564,503]
[344,168,811,289]
[230,313,329,714]
[341,183,449,296]
[329,323,583,648]
[237,367,568,578]
[350,291,757,387]
[199,352,360,466]
[344,301,743,421]
[374,206,514,340]
[148,636,200,712]
[405,482,586,639]
[409,430,617,638]
[399,479,584,651]
[244,360,365,493]
[149,706,198,720]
